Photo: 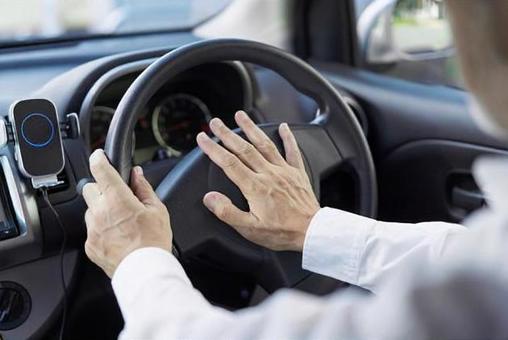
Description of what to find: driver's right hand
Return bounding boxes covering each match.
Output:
[197,111,320,252]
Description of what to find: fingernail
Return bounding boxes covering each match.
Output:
[89,149,105,165]
[203,193,219,211]
[203,196,213,210]
[280,123,290,135]
[196,132,208,142]
[236,111,248,120]
[210,118,223,129]
[134,166,143,176]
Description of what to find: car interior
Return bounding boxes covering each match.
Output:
[0,0,502,339]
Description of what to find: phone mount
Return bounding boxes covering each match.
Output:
[1,99,79,189]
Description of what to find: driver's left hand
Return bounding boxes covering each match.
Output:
[197,111,320,252]
[83,149,172,277]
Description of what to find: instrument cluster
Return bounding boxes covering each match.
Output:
[90,93,213,163]
[89,63,247,164]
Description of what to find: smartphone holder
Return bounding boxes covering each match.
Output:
[1,99,79,189]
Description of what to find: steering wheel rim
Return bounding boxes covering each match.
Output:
[105,39,377,294]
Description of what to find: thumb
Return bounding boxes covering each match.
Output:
[130,166,159,205]
[203,191,254,229]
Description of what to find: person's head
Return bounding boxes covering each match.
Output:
[446,0,508,139]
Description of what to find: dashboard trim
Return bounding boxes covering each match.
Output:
[1,156,30,236]
[0,154,42,270]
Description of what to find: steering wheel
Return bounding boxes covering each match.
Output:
[104,39,377,293]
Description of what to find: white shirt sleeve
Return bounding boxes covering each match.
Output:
[112,243,507,340]
[302,207,466,293]
[110,247,383,340]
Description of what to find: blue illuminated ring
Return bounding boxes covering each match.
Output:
[20,113,55,148]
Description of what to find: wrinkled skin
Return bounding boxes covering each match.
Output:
[197,111,320,251]
[83,151,172,277]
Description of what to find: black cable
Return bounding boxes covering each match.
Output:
[41,188,68,340]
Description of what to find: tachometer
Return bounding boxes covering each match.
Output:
[90,106,115,150]
[152,94,212,156]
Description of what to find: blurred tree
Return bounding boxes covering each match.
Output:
[395,0,419,17]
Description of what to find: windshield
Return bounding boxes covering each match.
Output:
[0,0,231,46]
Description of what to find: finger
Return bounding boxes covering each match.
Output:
[209,118,268,171]
[203,191,256,228]
[279,123,305,169]
[82,182,102,210]
[84,209,94,229]
[84,239,96,263]
[84,239,100,270]
[196,132,255,191]
[234,111,286,166]
[130,166,160,205]
[84,210,101,241]
[89,149,132,197]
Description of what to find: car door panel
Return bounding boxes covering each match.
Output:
[378,140,501,223]
[315,63,506,223]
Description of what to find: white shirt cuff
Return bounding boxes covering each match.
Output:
[112,247,191,310]
[302,207,376,285]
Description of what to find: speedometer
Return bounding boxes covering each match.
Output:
[152,94,212,156]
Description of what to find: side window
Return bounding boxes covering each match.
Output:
[357,0,462,87]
